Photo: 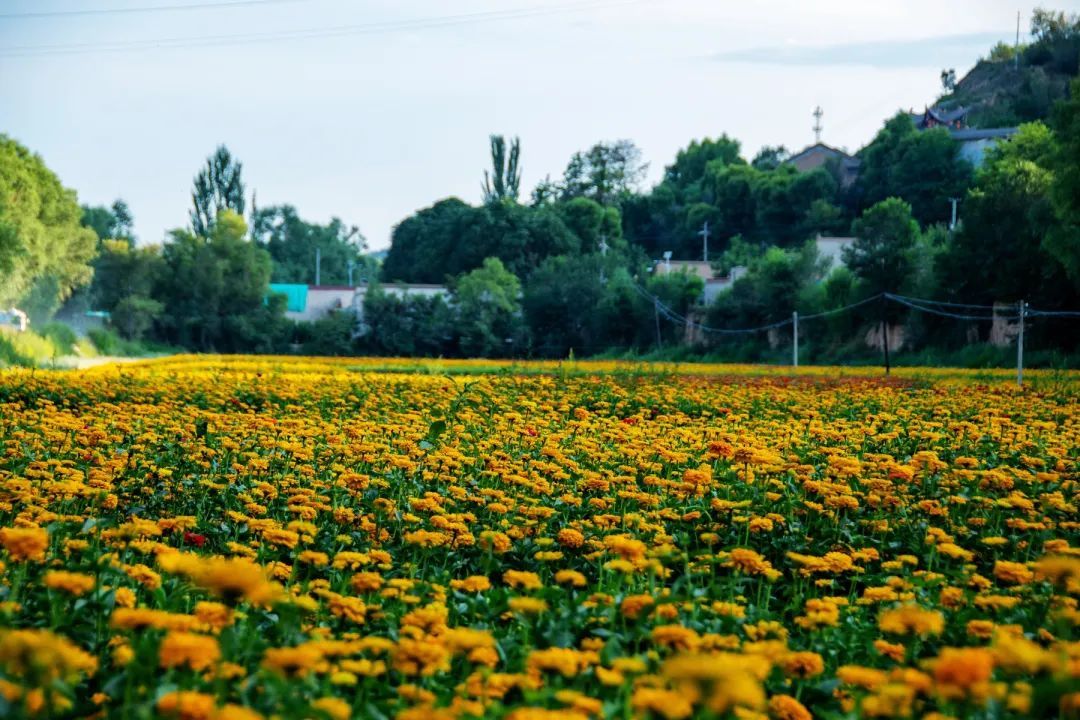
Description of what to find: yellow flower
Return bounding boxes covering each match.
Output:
[159,631,221,671]
[43,570,95,596]
[878,605,945,636]
[993,560,1033,585]
[309,697,351,720]
[554,570,587,587]
[262,645,325,677]
[620,594,655,619]
[931,647,994,701]
[508,597,549,615]
[0,527,48,562]
[157,690,215,720]
[630,687,694,720]
[503,570,543,590]
[768,694,812,720]
[450,575,490,593]
[0,629,97,685]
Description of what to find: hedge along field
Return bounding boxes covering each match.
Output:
[0,358,1077,720]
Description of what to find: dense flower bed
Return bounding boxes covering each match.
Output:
[0,358,1077,719]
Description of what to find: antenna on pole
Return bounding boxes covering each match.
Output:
[698,221,710,263]
[812,106,823,143]
[948,198,959,230]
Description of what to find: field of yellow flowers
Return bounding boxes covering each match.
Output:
[0,356,1078,720]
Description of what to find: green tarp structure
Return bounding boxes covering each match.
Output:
[268,283,307,312]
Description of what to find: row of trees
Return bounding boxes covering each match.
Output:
[3,10,1078,361]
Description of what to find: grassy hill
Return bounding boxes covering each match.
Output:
[936,14,1079,127]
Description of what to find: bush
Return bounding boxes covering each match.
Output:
[0,328,59,367]
[39,322,78,355]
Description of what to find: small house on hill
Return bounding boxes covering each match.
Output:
[786,143,860,187]
[909,105,970,130]
[908,104,1017,167]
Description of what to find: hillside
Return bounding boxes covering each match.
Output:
[936,19,1079,127]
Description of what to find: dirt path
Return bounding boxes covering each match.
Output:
[54,355,147,370]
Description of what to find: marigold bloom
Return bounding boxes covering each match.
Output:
[43,570,95,596]
[159,631,220,671]
[878,605,945,637]
[932,647,994,700]
[450,575,490,592]
[768,694,812,720]
[0,527,48,562]
[0,629,97,684]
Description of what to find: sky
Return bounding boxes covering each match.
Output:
[2,0,1077,252]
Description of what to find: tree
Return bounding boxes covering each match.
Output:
[453,257,523,357]
[190,145,245,236]
[940,68,957,92]
[523,254,609,357]
[560,140,647,205]
[1048,78,1080,287]
[950,123,1060,303]
[555,198,623,255]
[751,145,789,171]
[855,113,973,226]
[361,284,455,356]
[482,135,521,204]
[0,135,97,311]
[251,205,366,285]
[707,242,823,337]
[664,136,744,189]
[81,200,134,246]
[157,210,285,352]
[844,198,919,297]
[382,198,477,283]
[91,239,165,314]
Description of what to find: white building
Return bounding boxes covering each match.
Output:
[814,235,855,273]
[269,283,449,323]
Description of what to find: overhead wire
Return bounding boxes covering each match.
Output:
[0,0,305,20]
[0,0,648,58]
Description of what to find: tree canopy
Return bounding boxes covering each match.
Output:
[0,135,96,310]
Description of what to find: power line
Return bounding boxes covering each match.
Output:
[885,292,1004,311]
[0,0,647,57]
[0,0,305,20]
[884,293,1009,321]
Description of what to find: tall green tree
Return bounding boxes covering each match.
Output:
[560,140,647,205]
[0,135,97,312]
[190,145,245,236]
[844,198,919,297]
[157,210,284,351]
[482,135,521,204]
[1048,78,1080,286]
[937,122,1070,307]
[251,205,366,285]
[855,114,973,226]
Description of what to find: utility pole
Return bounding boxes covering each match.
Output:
[598,235,609,284]
[315,247,321,286]
[792,311,799,367]
[1015,10,1021,70]
[653,298,663,350]
[948,198,959,230]
[881,295,891,376]
[347,259,356,287]
[1017,299,1026,387]
[812,106,823,143]
[698,221,710,263]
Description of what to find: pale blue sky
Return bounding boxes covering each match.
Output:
[2,0,1074,250]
